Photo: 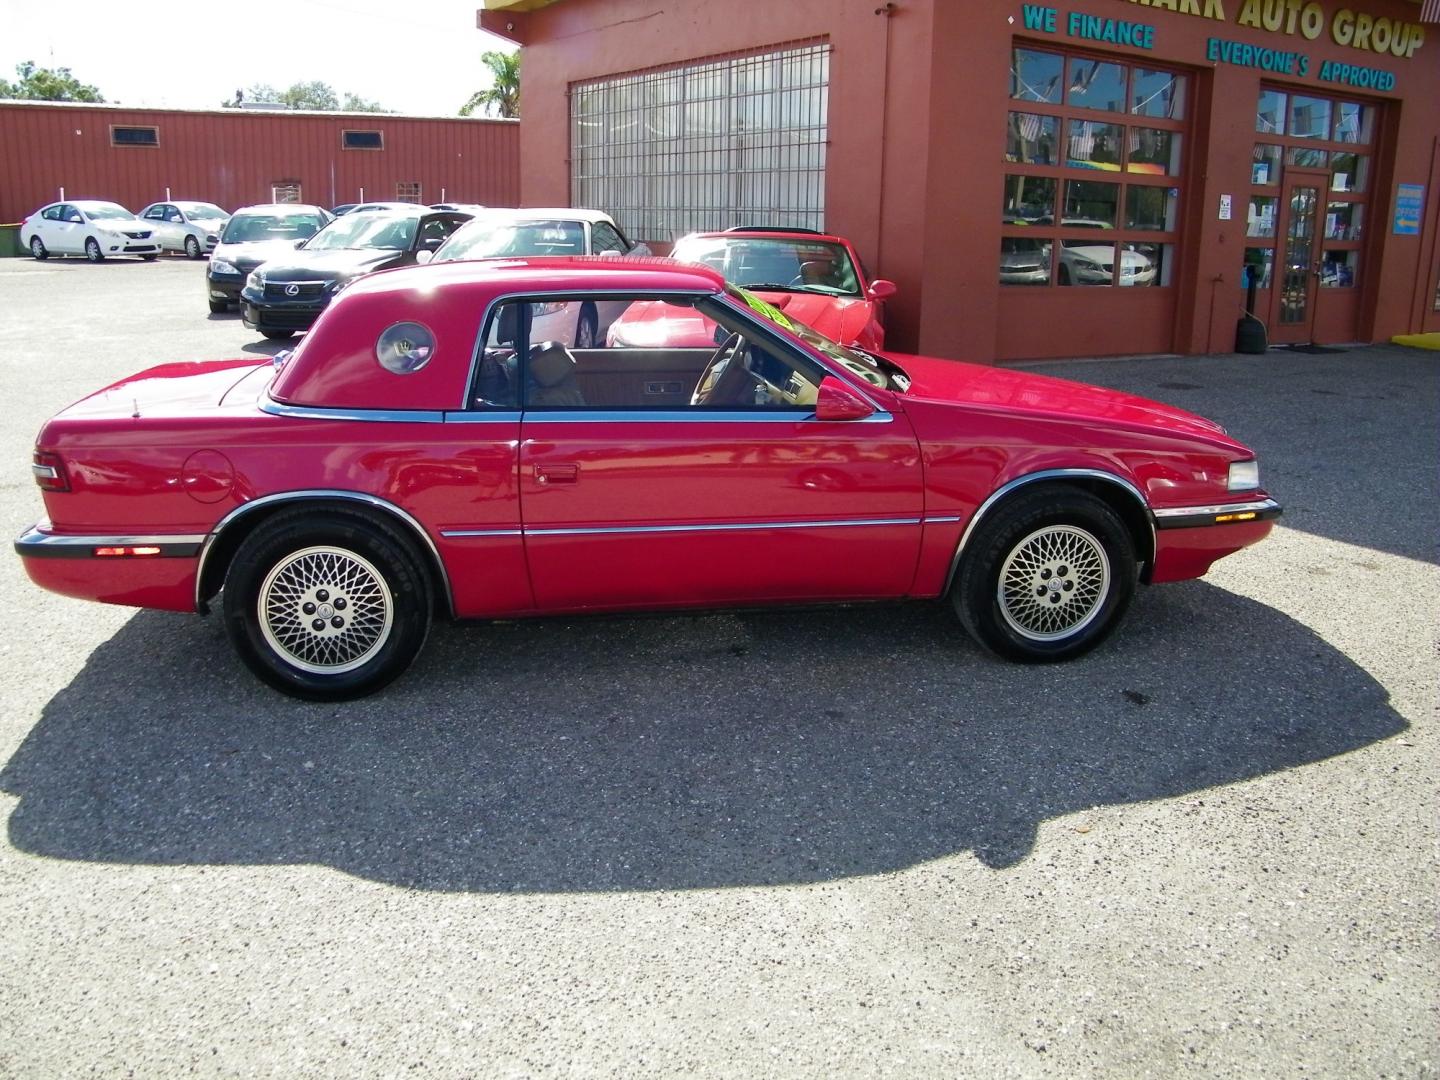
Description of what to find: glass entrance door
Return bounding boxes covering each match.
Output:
[1269,169,1327,344]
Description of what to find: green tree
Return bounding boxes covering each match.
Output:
[460,50,520,118]
[0,60,104,102]
[223,82,388,113]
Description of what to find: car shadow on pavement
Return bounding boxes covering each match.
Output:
[1,580,1404,892]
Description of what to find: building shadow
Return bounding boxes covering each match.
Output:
[1,581,1404,892]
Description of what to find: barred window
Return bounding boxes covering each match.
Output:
[571,42,829,244]
[396,181,422,202]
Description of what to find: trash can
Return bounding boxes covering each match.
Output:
[0,224,24,258]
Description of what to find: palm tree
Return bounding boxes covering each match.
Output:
[460,51,520,118]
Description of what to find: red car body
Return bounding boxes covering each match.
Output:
[608,230,894,350]
[17,257,1279,699]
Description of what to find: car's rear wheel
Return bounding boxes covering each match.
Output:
[223,509,432,700]
[84,238,104,262]
[29,236,48,260]
[208,298,229,314]
[261,329,295,340]
[952,487,1135,662]
[184,235,202,259]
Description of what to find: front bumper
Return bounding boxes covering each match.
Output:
[241,294,328,332]
[1149,497,1282,583]
[208,272,244,303]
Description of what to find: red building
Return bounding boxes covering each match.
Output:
[0,101,520,222]
[481,0,1440,361]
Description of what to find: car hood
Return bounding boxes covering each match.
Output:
[91,218,147,231]
[211,239,310,271]
[611,290,873,348]
[256,248,405,280]
[889,352,1234,442]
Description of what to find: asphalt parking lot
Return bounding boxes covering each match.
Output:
[0,256,1435,1078]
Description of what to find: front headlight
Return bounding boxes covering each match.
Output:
[211,259,239,275]
[246,268,265,291]
[1228,459,1260,491]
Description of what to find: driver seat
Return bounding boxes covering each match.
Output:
[526,341,586,407]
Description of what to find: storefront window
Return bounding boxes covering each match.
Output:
[1067,120,1123,168]
[1324,202,1362,240]
[1246,85,1375,296]
[1256,89,1287,134]
[1247,196,1278,238]
[1003,174,1056,222]
[1011,49,1063,104]
[1007,112,1058,164]
[1000,48,1186,287]
[1066,58,1127,111]
[1243,247,1274,290]
[1128,129,1180,174]
[1288,95,1332,139]
[1320,250,1358,288]
[1064,180,1119,226]
[1126,186,1176,231]
[1131,69,1186,119]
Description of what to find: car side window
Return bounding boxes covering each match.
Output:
[471,295,825,412]
[62,205,84,223]
[590,222,627,254]
[165,206,184,222]
[144,206,164,220]
[42,205,62,221]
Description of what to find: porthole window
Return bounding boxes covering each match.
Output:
[375,322,436,374]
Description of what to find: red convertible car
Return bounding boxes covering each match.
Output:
[17,258,1279,700]
[607,228,896,350]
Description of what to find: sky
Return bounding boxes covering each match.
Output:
[0,0,517,117]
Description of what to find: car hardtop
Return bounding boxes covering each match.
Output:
[230,203,332,219]
[481,206,620,225]
[691,226,853,247]
[266,257,730,412]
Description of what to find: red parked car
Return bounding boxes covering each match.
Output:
[607,227,896,350]
[17,257,1279,700]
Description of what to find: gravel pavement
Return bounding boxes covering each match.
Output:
[0,257,1435,1078]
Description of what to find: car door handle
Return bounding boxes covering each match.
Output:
[534,464,579,485]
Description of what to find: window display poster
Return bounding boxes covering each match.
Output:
[1394,184,1423,235]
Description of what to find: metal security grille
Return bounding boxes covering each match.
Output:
[571,42,830,244]
[396,181,422,202]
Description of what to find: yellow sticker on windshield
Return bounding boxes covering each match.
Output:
[739,288,795,331]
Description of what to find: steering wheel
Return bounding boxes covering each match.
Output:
[690,332,750,406]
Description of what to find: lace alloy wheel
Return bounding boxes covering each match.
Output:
[996,524,1111,641]
[257,545,394,674]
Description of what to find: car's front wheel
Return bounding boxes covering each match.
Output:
[84,238,104,262]
[29,236,48,260]
[260,329,295,341]
[184,235,202,259]
[223,509,432,700]
[208,298,229,314]
[952,487,1136,662]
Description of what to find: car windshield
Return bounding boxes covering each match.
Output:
[727,285,909,393]
[81,204,134,221]
[177,202,227,219]
[221,213,326,243]
[434,219,586,261]
[677,236,862,296]
[305,213,416,251]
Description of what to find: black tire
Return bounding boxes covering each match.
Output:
[1057,263,1071,286]
[261,329,295,341]
[208,298,229,314]
[140,253,159,261]
[84,237,104,262]
[29,236,48,261]
[222,508,433,700]
[184,235,202,259]
[574,305,598,349]
[952,487,1135,662]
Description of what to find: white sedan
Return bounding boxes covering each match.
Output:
[21,201,161,262]
[136,201,230,258]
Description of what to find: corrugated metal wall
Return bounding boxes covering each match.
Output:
[0,103,520,221]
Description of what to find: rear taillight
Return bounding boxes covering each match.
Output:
[32,451,70,492]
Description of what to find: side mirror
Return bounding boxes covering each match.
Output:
[415,250,434,265]
[867,278,898,301]
[814,376,877,422]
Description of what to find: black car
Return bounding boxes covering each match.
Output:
[240,209,472,339]
[207,204,334,314]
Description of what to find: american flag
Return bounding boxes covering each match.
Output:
[1423,0,1440,23]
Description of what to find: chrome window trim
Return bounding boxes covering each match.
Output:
[520,409,893,425]
[943,469,1153,594]
[260,394,447,424]
[1151,498,1280,519]
[525,517,922,538]
[195,491,454,616]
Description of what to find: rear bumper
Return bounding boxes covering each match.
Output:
[1149,497,1282,583]
[15,523,202,612]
